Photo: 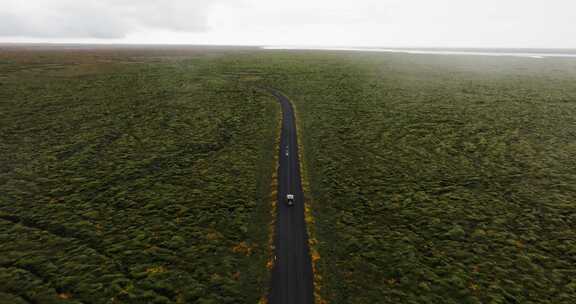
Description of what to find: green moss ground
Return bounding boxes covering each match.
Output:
[2,47,576,304]
[254,52,576,304]
[0,47,277,304]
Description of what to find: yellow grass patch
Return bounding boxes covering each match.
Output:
[58,292,72,299]
[146,266,167,274]
[232,241,253,256]
[206,231,222,241]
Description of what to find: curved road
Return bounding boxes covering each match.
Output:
[267,89,314,304]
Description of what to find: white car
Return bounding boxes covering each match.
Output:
[286,194,295,206]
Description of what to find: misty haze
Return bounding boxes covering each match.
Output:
[1,1,575,304]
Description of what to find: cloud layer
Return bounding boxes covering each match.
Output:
[1,0,575,48]
[0,0,231,39]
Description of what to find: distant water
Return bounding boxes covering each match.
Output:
[261,46,576,59]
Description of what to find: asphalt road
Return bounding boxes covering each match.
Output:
[267,89,314,304]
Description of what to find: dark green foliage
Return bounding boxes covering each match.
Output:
[0,49,278,303]
[207,51,576,303]
[257,52,576,304]
[2,47,576,303]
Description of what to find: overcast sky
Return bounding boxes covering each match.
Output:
[1,0,575,48]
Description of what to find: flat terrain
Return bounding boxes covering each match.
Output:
[0,46,278,303]
[1,45,576,304]
[253,51,576,304]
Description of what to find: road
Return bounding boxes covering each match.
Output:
[267,89,314,304]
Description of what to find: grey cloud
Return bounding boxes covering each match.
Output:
[0,0,232,39]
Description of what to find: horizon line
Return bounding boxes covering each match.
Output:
[1,41,576,50]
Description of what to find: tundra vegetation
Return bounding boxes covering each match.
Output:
[0,46,278,304]
[247,51,576,304]
[1,46,576,304]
